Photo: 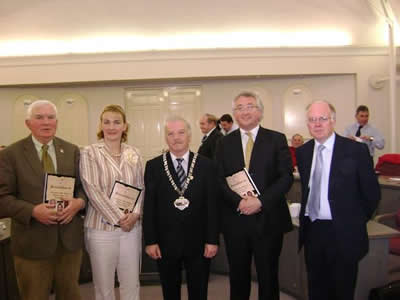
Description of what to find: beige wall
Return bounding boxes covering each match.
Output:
[0,47,392,158]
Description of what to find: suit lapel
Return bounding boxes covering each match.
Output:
[303,140,315,187]
[166,152,180,186]
[22,136,43,178]
[53,137,68,175]
[249,128,268,172]
[98,144,123,177]
[328,133,342,198]
[231,130,245,170]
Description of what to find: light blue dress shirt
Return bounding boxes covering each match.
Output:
[343,123,384,157]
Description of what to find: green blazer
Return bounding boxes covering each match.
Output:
[0,135,87,259]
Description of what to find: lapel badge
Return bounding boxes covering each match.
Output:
[60,148,64,153]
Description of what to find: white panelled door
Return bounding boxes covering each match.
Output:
[125,86,202,163]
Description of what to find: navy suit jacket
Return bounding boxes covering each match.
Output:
[296,133,380,261]
[143,152,219,259]
[216,127,293,234]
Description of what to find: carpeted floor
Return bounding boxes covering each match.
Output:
[54,274,296,300]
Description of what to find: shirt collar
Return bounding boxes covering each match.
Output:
[315,132,335,151]
[356,122,369,128]
[170,150,190,162]
[239,125,260,139]
[31,135,54,148]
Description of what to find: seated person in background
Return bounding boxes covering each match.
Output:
[0,145,6,150]
[289,133,304,169]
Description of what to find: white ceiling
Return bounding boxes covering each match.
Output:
[0,0,399,56]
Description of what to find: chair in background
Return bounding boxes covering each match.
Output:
[375,154,400,176]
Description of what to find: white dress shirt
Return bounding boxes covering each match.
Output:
[239,125,260,161]
[306,133,335,220]
[170,151,189,174]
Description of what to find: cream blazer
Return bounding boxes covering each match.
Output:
[80,141,144,231]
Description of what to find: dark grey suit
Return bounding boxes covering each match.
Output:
[143,151,219,300]
[216,127,293,300]
[198,128,223,160]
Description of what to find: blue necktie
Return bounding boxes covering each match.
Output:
[176,158,186,188]
[308,144,325,222]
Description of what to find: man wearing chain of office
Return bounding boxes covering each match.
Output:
[143,115,219,300]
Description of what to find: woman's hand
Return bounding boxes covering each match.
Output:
[119,212,140,232]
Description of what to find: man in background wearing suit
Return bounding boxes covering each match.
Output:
[198,113,223,159]
[216,91,293,300]
[296,101,380,300]
[0,100,87,300]
[144,116,219,300]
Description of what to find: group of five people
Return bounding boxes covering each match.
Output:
[0,91,381,300]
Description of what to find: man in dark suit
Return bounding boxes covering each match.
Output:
[216,91,293,300]
[198,113,223,159]
[0,100,87,300]
[296,100,380,300]
[143,115,219,300]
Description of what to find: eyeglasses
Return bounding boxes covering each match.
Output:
[307,116,331,124]
[234,105,258,112]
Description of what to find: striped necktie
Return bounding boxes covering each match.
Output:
[42,144,55,174]
[176,158,186,188]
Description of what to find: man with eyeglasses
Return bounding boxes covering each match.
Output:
[216,91,293,300]
[343,105,385,159]
[296,100,380,300]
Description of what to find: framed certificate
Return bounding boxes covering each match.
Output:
[110,181,142,214]
[226,168,260,197]
[43,173,75,212]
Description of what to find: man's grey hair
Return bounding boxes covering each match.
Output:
[164,115,192,137]
[232,91,264,120]
[26,100,58,120]
[306,100,336,120]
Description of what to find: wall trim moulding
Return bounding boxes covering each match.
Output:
[0,47,390,68]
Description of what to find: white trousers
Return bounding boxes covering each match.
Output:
[85,226,142,300]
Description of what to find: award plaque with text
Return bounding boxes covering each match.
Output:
[110,180,142,215]
[226,168,260,198]
[43,173,75,212]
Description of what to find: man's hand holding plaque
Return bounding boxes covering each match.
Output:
[57,196,85,224]
[38,174,85,225]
